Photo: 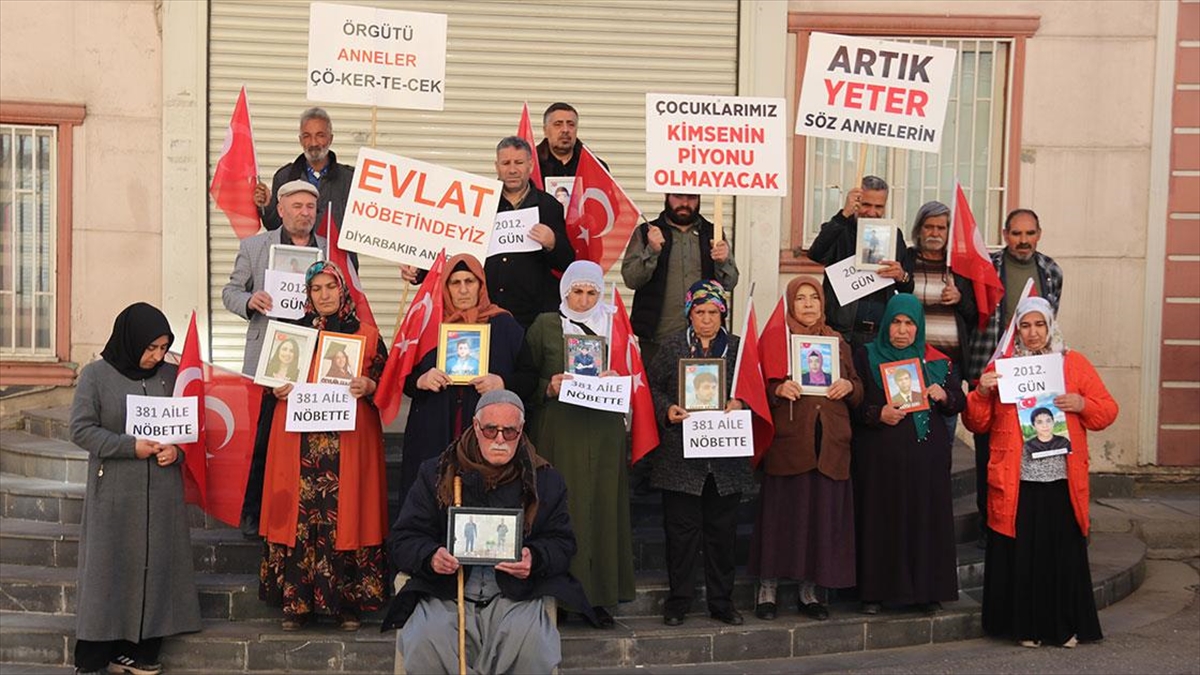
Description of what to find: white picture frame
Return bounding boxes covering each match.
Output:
[791,334,840,396]
[254,321,320,388]
[854,218,898,271]
[268,244,324,275]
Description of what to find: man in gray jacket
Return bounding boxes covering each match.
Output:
[222,179,326,537]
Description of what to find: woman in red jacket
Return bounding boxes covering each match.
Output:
[964,297,1118,649]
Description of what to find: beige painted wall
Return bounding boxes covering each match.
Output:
[787,0,1165,469]
[0,0,164,365]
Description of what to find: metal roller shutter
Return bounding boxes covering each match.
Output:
[208,0,738,370]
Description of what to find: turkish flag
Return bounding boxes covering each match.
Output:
[374,251,447,424]
[517,102,543,191]
[172,312,208,509]
[565,148,642,272]
[172,313,260,527]
[989,277,1037,366]
[609,287,659,465]
[320,205,377,330]
[209,86,261,240]
[732,302,775,467]
[758,294,790,382]
[950,183,1005,331]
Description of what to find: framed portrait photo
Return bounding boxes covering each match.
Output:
[313,331,367,386]
[855,218,898,270]
[543,176,576,217]
[879,357,930,413]
[679,358,726,412]
[447,506,523,565]
[438,323,491,384]
[1016,393,1072,459]
[563,334,607,376]
[268,244,324,275]
[791,335,840,396]
[254,321,320,388]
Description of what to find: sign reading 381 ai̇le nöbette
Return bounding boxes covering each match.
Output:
[307,2,447,111]
[646,94,787,196]
[796,33,957,153]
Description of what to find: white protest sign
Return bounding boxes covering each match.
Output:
[341,147,501,268]
[995,353,1066,404]
[559,375,632,414]
[126,395,199,444]
[307,3,447,111]
[263,269,308,320]
[286,383,357,433]
[682,410,753,459]
[645,93,787,196]
[796,33,957,152]
[487,207,541,257]
[825,255,895,307]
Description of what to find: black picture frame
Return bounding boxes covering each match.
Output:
[447,506,523,565]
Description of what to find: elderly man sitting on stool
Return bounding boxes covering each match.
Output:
[383,390,592,674]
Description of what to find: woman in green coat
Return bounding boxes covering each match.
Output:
[512,260,635,628]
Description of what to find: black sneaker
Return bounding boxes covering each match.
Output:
[107,655,162,675]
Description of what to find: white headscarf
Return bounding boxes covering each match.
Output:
[558,260,612,338]
[1013,296,1066,355]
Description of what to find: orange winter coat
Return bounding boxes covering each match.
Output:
[963,350,1118,539]
[260,324,388,551]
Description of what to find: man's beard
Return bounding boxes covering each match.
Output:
[666,205,698,226]
[305,146,330,164]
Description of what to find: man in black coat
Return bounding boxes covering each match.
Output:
[384,390,592,673]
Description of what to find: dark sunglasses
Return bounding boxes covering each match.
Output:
[476,422,521,441]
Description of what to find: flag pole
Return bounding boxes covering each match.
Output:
[712,194,724,243]
[454,475,466,675]
[855,143,868,186]
[370,106,378,148]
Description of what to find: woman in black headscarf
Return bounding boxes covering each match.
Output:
[69,302,201,675]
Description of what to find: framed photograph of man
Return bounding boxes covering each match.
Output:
[438,323,491,384]
[879,357,929,413]
[268,244,324,275]
[447,506,523,565]
[855,218,897,270]
[1017,393,1072,459]
[563,334,606,376]
[313,331,366,386]
[679,358,726,412]
[791,335,840,396]
[543,176,576,217]
[254,321,320,388]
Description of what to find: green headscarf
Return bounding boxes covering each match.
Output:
[865,294,950,441]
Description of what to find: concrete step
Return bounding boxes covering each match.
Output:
[0,431,88,484]
[20,407,72,443]
[0,532,1146,672]
[0,473,85,525]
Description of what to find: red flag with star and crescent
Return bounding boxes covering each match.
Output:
[565,148,642,272]
[172,312,260,526]
[517,102,543,191]
[609,286,659,464]
[209,85,261,239]
[374,252,447,425]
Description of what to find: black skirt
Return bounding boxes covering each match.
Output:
[982,479,1102,645]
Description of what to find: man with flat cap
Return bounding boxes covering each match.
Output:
[384,389,592,674]
[222,179,327,538]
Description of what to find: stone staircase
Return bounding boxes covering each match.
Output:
[0,405,1148,673]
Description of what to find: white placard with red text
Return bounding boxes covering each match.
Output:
[645,93,787,196]
[340,147,501,268]
[307,3,447,110]
[796,32,957,152]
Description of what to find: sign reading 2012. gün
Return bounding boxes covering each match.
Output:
[796,33,957,153]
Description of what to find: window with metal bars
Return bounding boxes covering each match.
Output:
[0,124,57,358]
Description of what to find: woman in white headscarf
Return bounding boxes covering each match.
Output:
[965,296,1118,648]
[511,260,635,628]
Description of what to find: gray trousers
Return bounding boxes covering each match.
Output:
[398,595,560,674]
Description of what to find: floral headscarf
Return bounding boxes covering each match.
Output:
[684,279,730,357]
[302,260,359,333]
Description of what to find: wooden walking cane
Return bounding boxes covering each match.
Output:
[455,475,466,675]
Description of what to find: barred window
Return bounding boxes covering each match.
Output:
[0,124,57,358]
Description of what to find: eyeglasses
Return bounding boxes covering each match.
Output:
[476,422,521,441]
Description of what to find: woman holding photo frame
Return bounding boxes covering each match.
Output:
[965,297,1118,649]
[398,254,525,504]
[851,294,964,616]
[646,280,751,627]
[258,261,389,632]
[748,276,862,621]
[511,260,635,628]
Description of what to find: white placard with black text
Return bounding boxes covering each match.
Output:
[995,353,1065,404]
[825,255,895,307]
[264,269,308,320]
[286,383,357,432]
[559,375,631,414]
[682,410,753,459]
[487,207,542,256]
[125,395,199,444]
